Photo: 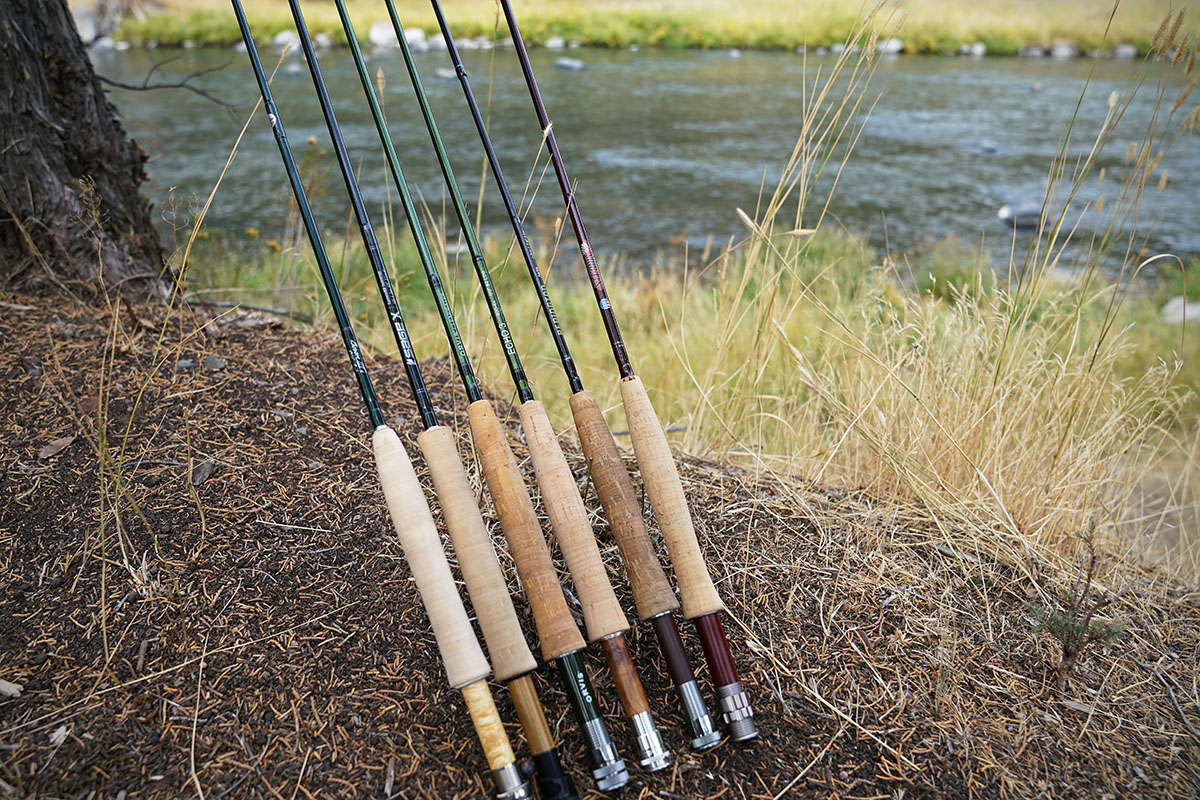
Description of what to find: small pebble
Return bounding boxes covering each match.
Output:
[203,355,227,372]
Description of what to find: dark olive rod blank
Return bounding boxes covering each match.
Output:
[423,0,720,752]
[325,2,601,797]
[497,0,758,741]
[231,4,529,799]
[231,4,380,427]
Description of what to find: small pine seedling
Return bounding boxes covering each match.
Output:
[1029,523,1127,694]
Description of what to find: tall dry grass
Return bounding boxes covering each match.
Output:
[648,6,1200,581]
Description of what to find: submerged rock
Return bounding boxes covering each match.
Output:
[434,67,457,81]
[555,57,585,72]
[968,141,1001,155]
[997,204,1042,230]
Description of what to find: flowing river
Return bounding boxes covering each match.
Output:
[95,44,1199,270]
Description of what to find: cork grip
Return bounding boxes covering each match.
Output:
[371,426,490,688]
[462,678,517,772]
[468,399,585,661]
[518,401,629,643]
[569,390,679,621]
[417,426,538,683]
[618,377,725,620]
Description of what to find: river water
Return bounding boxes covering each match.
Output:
[94,44,1199,269]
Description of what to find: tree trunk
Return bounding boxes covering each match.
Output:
[0,0,165,297]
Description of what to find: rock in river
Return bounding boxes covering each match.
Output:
[1160,296,1200,324]
[878,37,903,56]
[997,204,1042,230]
[273,30,300,52]
[368,21,397,48]
[555,57,585,72]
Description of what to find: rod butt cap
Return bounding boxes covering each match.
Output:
[631,710,672,771]
[716,681,758,741]
[531,749,580,800]
[678,680,721,750]
[491,762,531,800]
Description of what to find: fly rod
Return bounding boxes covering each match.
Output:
[232,5,529,798]
[497,0,757,741]
[424,0,720,753]
[340,0,665,780]
[321,3,613,795]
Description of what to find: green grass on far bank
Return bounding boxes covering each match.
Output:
[110,0,1199,54]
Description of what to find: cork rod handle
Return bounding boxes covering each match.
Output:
[570,390,679,621]
[468,399,585,661]
[371,425,491,688]
[619,377,725,620]
[417,425,538,683]
[462,678,518,772]
[518,400,629,643]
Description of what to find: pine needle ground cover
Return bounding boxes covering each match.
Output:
[2,292,1197,799]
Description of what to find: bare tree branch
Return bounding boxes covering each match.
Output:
[97,55,235,109]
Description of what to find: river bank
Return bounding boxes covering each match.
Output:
[3,286,1198,798]
[91,0,1195,56]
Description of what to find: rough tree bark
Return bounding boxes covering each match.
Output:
[0,0,164,296]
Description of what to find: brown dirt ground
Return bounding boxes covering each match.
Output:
[1,289,1199,800]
